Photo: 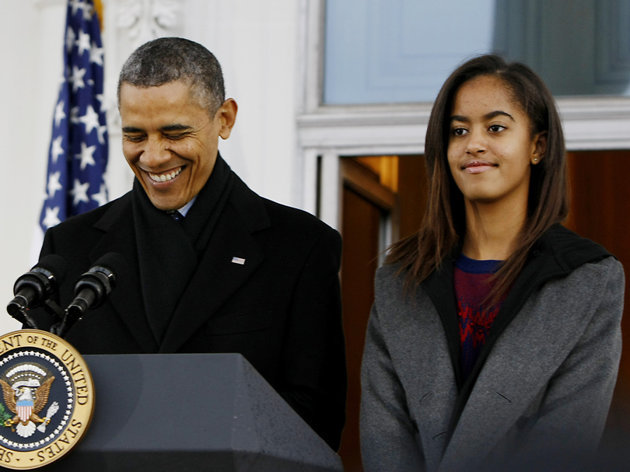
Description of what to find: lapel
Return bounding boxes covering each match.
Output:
[422,259,463,388]
[408,285,460,471]
[159,179,269,352]
[89,194,159,352]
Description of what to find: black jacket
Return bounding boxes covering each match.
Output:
[31,163,346,450]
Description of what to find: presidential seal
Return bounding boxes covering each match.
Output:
[0,330,94,469]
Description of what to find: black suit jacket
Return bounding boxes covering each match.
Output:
[32,170,346,450]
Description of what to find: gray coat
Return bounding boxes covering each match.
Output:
[360,226,624,471]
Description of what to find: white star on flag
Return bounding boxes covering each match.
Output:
[70,0,88,16]
[70,105,80,124]
[91,183,108,207]
[70,179,90,205]
[42,207,62,229]
[47,172,63,198]
[79,105,100,134]
[90,42,104,66]
[97,123,107,144]
[65,27,76,52]
[51,136,64,163]
[70,65,86,92]
[78,142,96,170]
[76,30,92,56]
[54,101,66,127]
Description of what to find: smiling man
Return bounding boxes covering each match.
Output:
[33,37,346,450]
[119,70,235,212]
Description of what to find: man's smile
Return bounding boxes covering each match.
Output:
[147,166,183,183]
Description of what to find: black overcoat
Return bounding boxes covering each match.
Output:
[32,169,346,450]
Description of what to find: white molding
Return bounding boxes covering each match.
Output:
[298,0,325,114]
[298,104,428,155]
[115,0,183,44]
[301,148,319,216]
[557,96,630,119]
[319,151,341,231]
[557,96,630,150]
[297,97,630,154]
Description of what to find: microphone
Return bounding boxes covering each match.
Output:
[7,255,67,328]
[54,253,124,336]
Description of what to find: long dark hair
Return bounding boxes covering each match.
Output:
[387,54,568,298]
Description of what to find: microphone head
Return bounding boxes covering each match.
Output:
[32,254,67,280]
[70,252,127,314]
[81,252,127,291]
[7,254,67,325]
[91,252,126,272]
[13,254,67,296]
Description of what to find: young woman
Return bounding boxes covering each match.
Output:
[360,55,624,471]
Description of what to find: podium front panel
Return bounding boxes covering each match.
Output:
[39,353,342,472]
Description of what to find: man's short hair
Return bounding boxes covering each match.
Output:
[117,37,225,114]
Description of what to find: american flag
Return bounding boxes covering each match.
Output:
[39,0,108,231]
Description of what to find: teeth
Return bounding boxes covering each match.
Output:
[149,167,182,182]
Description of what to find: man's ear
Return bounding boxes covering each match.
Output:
[217,98,238,140]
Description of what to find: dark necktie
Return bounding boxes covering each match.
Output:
[167,210,184,222]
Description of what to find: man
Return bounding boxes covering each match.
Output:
[32,37,346,450]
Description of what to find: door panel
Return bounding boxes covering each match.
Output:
[339,155,424,471]
[339,185,382,471]
[565,150,630,442]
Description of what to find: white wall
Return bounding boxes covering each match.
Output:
[182,0,301,205]
[0,0,303,335]
[0,1,64,334]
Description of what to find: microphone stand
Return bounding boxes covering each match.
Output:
[7,298,64,333]
[48,301,70,337]
[13,307,40,331]
[51,308,77,338]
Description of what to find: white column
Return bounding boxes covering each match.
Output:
[319,151,341,232]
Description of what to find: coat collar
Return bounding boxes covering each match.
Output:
[90,194,157,351]
[457,224,612,408]
[88,171,270,353]
[424,224,611,386]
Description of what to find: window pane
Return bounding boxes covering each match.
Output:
[323,0,630,104]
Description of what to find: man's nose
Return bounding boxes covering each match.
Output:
[140,137,171,167]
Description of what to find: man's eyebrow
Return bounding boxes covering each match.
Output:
[122,124,194,133]
[450,110,515,122]
[122,126,144,133]
[160,124,193,132]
